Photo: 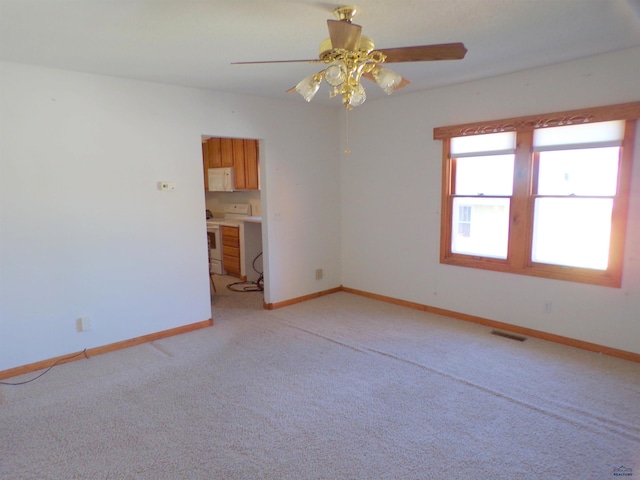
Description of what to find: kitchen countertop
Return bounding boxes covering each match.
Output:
[206,216,262,228]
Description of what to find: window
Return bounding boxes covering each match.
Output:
[434,102,640,287]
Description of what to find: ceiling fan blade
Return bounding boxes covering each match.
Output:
[395,77,411,90]
[362,72,375,82]
[362,72,411,92]
[378,43,467,63]
[327,19,362,51]
[232,59,322,65]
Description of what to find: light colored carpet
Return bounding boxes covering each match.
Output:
[209,274,264,321]
[1,290,639,479]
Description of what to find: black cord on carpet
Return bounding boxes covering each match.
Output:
[226,252,264,292]
[0,349,89,386]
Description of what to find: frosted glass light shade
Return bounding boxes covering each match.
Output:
[348,83,366,107]
[373,67,402,94]
[295,75,321,102]
[324,61,346,87]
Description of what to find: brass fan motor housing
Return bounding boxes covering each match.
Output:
[319,35,375,58]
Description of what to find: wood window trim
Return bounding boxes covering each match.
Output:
[435,102,640,288]
[434,102,640,139]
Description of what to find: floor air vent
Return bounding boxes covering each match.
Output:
[491,330,527,342]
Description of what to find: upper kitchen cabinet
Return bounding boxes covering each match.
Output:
[207,137,234,168]
[202,140,209,190]
[233,139,259,190]
[201,138,229,190]
[202,136,259,191]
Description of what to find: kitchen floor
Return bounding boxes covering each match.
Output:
[210,274,264,322]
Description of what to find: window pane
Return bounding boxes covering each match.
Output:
[537,147,620,196]
[451,131,516,156]
[452,197,510,259]
[455,155,514,195]
[532,198,613,270]
[533,120,624,150]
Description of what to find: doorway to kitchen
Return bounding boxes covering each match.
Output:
[202,135,266,317]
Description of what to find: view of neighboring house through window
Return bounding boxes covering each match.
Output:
[435,103,639,287]
[450,131,515,260]
[456,205,472,238]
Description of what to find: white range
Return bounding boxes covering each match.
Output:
[206,203,263,281]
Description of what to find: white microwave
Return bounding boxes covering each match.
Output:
[208,167,234,192]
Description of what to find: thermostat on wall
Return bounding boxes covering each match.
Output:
[158,181,175,191]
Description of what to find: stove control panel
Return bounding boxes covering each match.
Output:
[224,203,251,216]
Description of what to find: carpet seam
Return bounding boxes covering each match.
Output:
[365,346,640,443]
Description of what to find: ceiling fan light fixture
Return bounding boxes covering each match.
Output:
[324,60,347,87]
[295,74,322,102]
[234,6,466,113]
[358,35,375,53]
[372,66,403,94]
[347,83,366,107]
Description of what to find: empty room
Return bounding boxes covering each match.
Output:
[1,1,639,478]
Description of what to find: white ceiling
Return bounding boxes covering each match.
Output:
[1,0,640,107]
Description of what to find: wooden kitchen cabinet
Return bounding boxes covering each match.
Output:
[202,140,210,190]
[206,137,233,168]
[232,138,245,190]
[243,139,260,190]
[221,225,241,277]
[233,139,259,190]
[202,137,259,191]
[219,138,234,167]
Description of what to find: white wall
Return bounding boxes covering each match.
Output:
[3,46,637,372]
[0,62,341,371]
[341,47,640,355]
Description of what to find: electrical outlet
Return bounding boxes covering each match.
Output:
[315,268,323,280]
[76,316,91,332]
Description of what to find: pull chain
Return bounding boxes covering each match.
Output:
[344,107,351,154]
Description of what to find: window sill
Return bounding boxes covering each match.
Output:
[441,255,621,288]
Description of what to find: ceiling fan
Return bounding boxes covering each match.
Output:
[232,5,467,109]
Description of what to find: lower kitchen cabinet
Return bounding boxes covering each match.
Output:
[221,225,241,277]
